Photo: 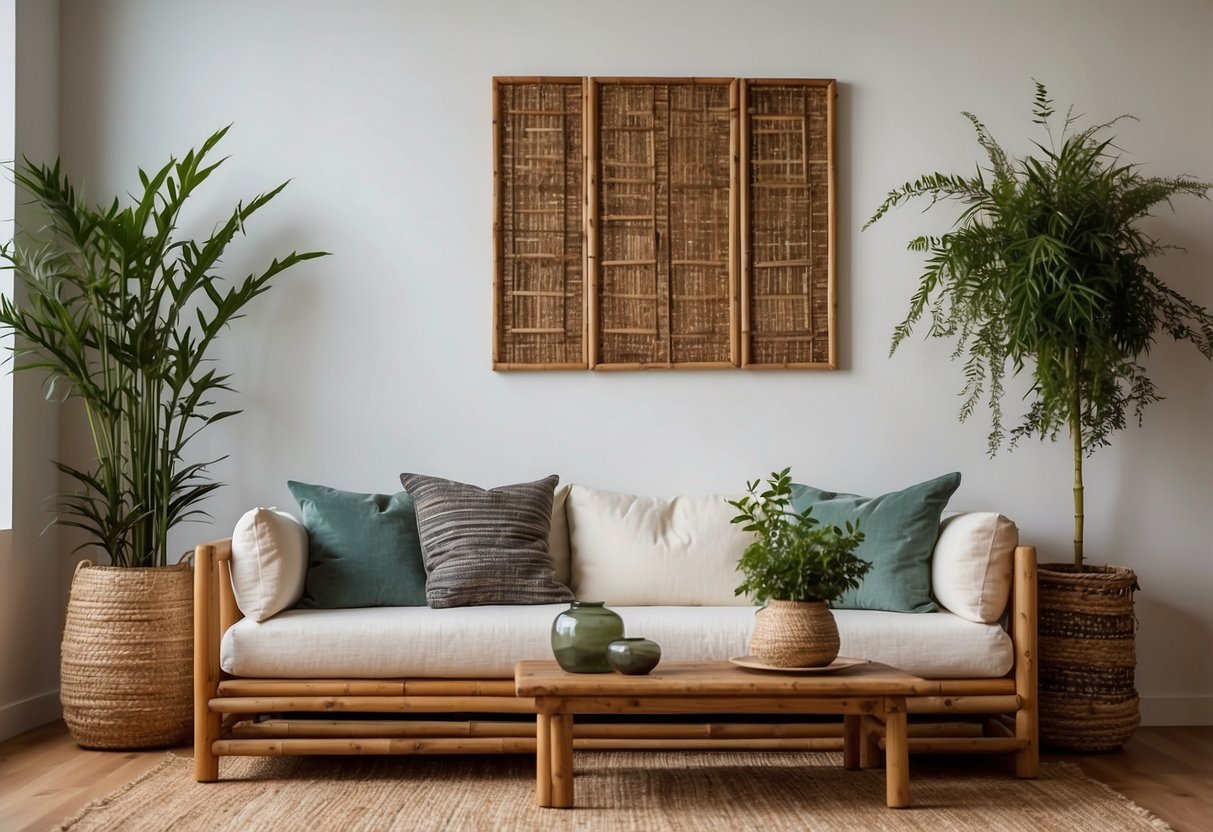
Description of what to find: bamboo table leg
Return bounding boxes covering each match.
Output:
[551,711,574,808]
[843,715,861,770]
[859,715,883,769]
[535,712,553,807]
[884,697,910,809]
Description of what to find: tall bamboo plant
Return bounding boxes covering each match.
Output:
[0,127,327,567]
[864,83,1212,568]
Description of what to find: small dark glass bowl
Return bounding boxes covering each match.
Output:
[606,637,661,675]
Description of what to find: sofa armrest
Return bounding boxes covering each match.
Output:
[194,538,235,781]
[1011,544,1038,777]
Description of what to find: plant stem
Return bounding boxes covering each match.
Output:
[1069,349,1085,570]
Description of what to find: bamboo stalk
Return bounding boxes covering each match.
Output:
[1013,545,1040,778]
[744,78,836,87]
[219,680,407,696]
[491,362,587,371]
[739,79,752,367]
[926,680,1017,696]
[906,695,1021,715]
[232,719,533,739]
[883,698,910,808]
[209,696,535,714]
[212,738,537,756]
[536,713,552,807]
[825,79,838,369]
[585,78,601,370]
[549,696,882,715]
[592,361,734,371]
[193,543,220,782]
[492,78,503,369]
[881,737,1030,754]
[493,76,588,84]
[577,738,843,751]
[729,77,741,367]
[552,714,574,807]
[843,714,861,769]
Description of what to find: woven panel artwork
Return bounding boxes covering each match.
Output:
[492,77,835,371]
[493,79,586,369]
[591,79,737,368]
[742,80,835,368]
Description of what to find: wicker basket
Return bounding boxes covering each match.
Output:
[750,600,840,667]
[1037,563,1140,753]
[60,560,194,749]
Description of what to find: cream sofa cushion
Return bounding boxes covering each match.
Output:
[220,605,1013,680]
[932,512,1018,624]
[230,507,308,622]
[548,483,571,588]
[566,485,752,606]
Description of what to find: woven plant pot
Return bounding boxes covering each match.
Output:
[750,600,840,667]
[60,560,194,749]
[1038,563,1139,753]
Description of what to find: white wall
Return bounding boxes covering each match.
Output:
[0,0,61,741]
[55,0,1212,724]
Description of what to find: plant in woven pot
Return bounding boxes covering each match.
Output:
[730,468,870,668]
[864,83,1212,751]
[0,127,327,749]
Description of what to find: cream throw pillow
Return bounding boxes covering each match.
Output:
[931,512,1018,624]
[548,483,572,588]
[230,507,308,622]
[567,485,752,606]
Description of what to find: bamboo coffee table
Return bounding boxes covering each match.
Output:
[515,659,937,810]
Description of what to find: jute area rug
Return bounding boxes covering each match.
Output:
[56,751,1170,831]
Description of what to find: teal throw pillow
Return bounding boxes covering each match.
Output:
[790,472,961,613]
[288,481,428,608]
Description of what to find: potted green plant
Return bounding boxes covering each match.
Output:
[864,83,1212,750]
[730,468,870,667]
[0,127,327,748]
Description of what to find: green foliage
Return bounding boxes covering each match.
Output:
[729,468,870,604]
[0,127,328,567]
[864,82,1213,566]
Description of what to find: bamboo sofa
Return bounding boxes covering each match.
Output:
[193,487,1039,782]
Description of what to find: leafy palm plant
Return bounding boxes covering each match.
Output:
[730,468,870,604]
[864,84,1212,569]
[0,127,327,567]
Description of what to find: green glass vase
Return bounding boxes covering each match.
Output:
[551,601,624,673]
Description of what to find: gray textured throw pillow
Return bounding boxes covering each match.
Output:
[399,473,574,608]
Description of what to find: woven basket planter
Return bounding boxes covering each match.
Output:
[750,600,840,667]
[60,560,194,749]
[1037,563,1140,753]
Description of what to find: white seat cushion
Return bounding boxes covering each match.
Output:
[221,605,1012,680]
[566,485,753,606]
[932,512,1018,623]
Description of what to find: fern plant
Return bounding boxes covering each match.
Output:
[0,127,327,567]
[864,83,1212,568]
[729,468,870,604]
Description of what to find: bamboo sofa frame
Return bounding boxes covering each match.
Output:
[194,540,1039,781]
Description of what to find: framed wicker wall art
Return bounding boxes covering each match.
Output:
[493,76,835,371]
[493,77,587,369]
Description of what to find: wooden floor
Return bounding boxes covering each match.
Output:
[1,722,1209,831]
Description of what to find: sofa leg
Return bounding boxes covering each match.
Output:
[194,708,220,782]
[1013,707,1039,779]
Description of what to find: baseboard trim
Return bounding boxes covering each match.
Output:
[1140,695,1213,726]
[0,689,61,742]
